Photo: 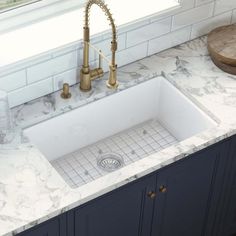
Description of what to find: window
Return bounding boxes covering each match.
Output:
[0,0,85,33]
[0,0,39,12]
[0,0,181,67]
[0,0,180,34]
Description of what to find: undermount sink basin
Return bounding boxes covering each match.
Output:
[24,77,216,188]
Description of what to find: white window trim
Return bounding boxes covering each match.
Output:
[0,0,85,33]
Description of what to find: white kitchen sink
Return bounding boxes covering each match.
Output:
[24,77,216,188]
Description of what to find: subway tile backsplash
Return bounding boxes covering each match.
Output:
[53,68,79,91]
[1,0,235,108]
[126,17,172,47]
[190,11,232,39]
[195,0,214,7]
[232,9,236,23]
[214,0,236,15]
[148,26,191,56]
[0,70,26,92]
[8,77,53,108]
[172,2,215,30]
[27,50,77,84]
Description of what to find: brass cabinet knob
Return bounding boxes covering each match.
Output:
[61,83,72,99]
[159,185,167,193]
[147,191,156,199]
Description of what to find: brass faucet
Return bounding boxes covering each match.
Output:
[80,0,118,91]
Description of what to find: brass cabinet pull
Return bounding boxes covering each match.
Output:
[147,191,156,199]
[159,185,167,193]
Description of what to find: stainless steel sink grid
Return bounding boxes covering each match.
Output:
[51,119,178,188]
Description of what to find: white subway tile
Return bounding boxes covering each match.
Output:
[191,11,232,39]
[180,0,195,11]
[91,34,126,62]
[148,0,193,23]
[23,53,52,67]
[148,26,191,56]
[53,68,79,91]
[126,17,171,47]
[214,0,236,15]
[0,53,51,77]
[195,0,214,7]
[27,51,77,84]
[232,9,236,23]
[106,34,126,53]
[8,77,53,108]
[90,34,105,44]
[0,63,24,77]
[117,19,150,35]
[0,70,26,92]
[172,2,214,30]
[52,43,78,58]
[116,42,148,67]
[96,43,148,72]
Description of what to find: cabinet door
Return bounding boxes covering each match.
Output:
[223,188,236,236]
[17,220,59,236]
[216,136,236,236]
[151,145,219,236]
[74,174,156,236]
[17,215,67,236]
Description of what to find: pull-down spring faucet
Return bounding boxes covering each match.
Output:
[80,0,118,91]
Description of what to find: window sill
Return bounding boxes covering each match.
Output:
[0,0,180,70]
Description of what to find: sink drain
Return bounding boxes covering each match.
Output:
[97,153,124,172]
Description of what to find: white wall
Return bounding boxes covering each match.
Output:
[0,0,235,108]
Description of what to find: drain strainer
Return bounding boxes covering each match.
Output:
[97,153,124,172]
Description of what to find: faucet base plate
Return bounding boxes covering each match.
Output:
[80,85,92,92]
[106,81,119,89]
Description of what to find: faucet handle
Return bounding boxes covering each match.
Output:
[99,50,103,69]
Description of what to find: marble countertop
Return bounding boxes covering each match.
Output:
[1,36,236,236]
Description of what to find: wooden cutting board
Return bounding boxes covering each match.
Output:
[208,24,236,67]
[211,55,236,75]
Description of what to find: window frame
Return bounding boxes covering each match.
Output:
[0,0,41,13]
[0,0,85,33]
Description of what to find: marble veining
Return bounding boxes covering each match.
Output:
[1,36,236,235]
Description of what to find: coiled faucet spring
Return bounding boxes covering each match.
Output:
[80,0,118,91]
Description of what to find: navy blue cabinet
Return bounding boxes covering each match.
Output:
[17,135,236,236]
[222,136,236,236]
[151,144,220,236]
[72,138,227,236]
[73,174,156,236]
[223,188,236,236]
[211,136,236,236]
[17,214,67,236]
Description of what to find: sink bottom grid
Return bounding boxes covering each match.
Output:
[51,119,178,188]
